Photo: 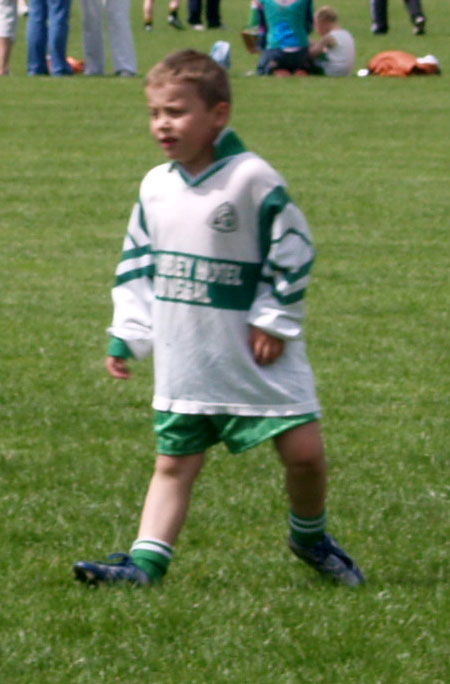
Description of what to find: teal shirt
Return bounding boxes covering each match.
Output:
[261,0,313,50]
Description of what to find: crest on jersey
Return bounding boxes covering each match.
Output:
[208,202,238,233]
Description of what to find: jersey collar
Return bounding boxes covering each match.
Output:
[169,128,247,187]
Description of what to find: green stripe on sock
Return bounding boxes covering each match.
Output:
[289,511,326,548]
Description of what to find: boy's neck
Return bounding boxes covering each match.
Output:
[170,129,247,185]
[175,128,236,177]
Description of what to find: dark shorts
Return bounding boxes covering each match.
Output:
[257,47,315,75]
[154,411,320,455]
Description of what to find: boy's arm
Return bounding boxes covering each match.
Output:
[309,33,336,58]
[107,201,155,363]
[248,187,315,344]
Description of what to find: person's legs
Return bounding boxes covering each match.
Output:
[370,0,388,33]
[168,0,183,29]
[257,48,285,74]
[275,420,326,520]
[404,0,425,20]
[80,0,104,75]
[27,0,49,74]
[0,0,18,75]
[136,452,205,545]
[143,0,155,27]
[0,37,13,74]
[48,0,72,75]
[206,0,221,28]
[73,452,205,585]
[105,0,136,75]
[275,421,364,586]
[404,0,426,33]
[187,0,201,25]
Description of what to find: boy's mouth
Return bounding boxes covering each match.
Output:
[159,136,177,150]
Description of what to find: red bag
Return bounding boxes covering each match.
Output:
[368,51,440,76]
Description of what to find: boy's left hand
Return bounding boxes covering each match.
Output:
[249,326,285,365]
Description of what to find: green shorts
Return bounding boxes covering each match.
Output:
[154,411,320,455]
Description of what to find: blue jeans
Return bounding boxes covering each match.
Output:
[27,0,73,75]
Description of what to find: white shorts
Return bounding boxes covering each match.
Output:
[0,0,17,40]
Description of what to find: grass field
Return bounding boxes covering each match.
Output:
[1,1,449,682]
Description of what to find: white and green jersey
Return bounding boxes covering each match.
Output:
[108,129,320,417]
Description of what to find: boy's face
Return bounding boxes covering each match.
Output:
[146,79,230,176]
[314,16,329,36]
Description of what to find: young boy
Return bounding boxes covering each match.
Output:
[73,50,364,588]
[308,6,355,77]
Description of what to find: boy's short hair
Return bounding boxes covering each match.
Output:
[315,6,339,23]
[145,50,231,109]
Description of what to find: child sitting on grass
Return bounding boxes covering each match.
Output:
[73,49,364,589]
[309,5,355,76]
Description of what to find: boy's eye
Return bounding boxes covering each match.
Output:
[167,108,184,117]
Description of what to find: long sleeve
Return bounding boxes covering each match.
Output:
[247,185,315,341]
[306,0,314,34]
[107,201,155,360]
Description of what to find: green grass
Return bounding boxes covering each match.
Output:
[1,1,449,682]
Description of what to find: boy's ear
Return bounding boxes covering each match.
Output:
[214,101,231,127]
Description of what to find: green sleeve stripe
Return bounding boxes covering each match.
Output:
[271,227,314,249]
[257,276,307,304]
[127,232,139,248]
[258,186,292,260]
[274,288,306,305]
[266,257,314,284]
[121,245,151,261]
[138,202,149,236]
[115,264,154,286]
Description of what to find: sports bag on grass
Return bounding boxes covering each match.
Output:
[368,51,441,76]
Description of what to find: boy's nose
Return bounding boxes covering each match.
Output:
[157,115,171,131]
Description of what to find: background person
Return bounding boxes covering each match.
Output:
[143,0,184,31]
[27,0,73,75]
[256,0,314,75]
[0,0,17,76]
[370,0,426,35]
[309,5,355,76]
[187,0,222,30]
[80,0,137,76]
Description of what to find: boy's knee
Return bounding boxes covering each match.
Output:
[155,452,204,480]
[285,448,325,476]
[275,421,325,470]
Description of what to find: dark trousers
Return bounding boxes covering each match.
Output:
[371,0,426,31]
[188,0,221,27]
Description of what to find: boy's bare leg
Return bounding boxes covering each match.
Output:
[275,421,364,585]
[274,421,326,518]
[0,37,13,76]
[73,452,204,585]
[137,452,205,545]
[143,0,154,24]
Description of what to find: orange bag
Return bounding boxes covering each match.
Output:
[368,51,440,76]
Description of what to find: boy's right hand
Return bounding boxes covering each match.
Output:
[106,356,131,379]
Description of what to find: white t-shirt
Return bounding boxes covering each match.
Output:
[317,28,355,77]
